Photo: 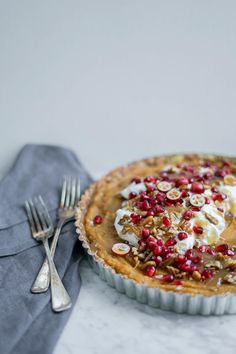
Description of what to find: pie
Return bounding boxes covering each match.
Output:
[77,154,236,297]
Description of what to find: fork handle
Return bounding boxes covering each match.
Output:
[31,221,63,293]
[43,239,72,312]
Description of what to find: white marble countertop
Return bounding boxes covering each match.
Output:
[54,259,236,354]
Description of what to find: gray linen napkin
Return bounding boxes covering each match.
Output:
[0,144,93,354]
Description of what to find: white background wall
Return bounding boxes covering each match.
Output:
[1,0,236,178]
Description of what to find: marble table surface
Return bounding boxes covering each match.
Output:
[54,258,236,354]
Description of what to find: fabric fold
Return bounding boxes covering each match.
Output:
[0,144,93,354]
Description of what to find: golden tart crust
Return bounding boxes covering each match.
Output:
[76,154,236,297]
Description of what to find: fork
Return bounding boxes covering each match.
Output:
[25,196,72,312]
[31,177,80,294]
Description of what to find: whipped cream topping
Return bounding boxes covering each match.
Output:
[120,182,146,199]
[114,208,139,246]
[115,179,236,252]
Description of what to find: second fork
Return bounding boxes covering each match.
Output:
[31,177,80,293]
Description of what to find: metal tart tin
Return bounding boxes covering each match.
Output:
[76,172,236,316]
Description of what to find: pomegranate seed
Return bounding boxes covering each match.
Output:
[211,186,218,193]
[138,239,147,249]
[140,200,151,211]
[153,205,165,214]
[156,192,166,203]
[178,232,188,241]
[153,245,163,256]
[147,210,155,217]
[193,226,203,234]
[160,171,169,180]
[146,185,155,193]
[173,279,183,286]
[156,239,164,246]
[226,249,235,257]
[203,172,212,180]
[206,247,216,256]
[162,274,174,283]
[150,199,157,206]
[144,176,156,183]
[140,192,149,201]
[191,206,201,212]
[183,210,193,220]
[215,169,227,177]
[193,255,202,264]
[175,176,189,187]
[132,214,142,224]
[185,249,194,260]
[131,177,141,184]
[154,256,163,264]
[163,216,171,227]
[175,255,186,262]
[181,263,192,272]
[181,190,189,198]
[205,197,210,204]
[141,228,150,238]
[215,244,229,253]
[165,237,177,247]
[128,192,137,199]
[222,160,232,168]
[201,269,213,280]
[191,182,204,194]
[146,266,156,277]
[93,215,103,225]
[199,245,207,253]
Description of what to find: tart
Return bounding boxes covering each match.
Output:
[76,154,236,314]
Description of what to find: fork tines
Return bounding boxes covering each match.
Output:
[25,196,53,238]
[60,177,80,209]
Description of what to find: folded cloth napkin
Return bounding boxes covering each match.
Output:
[0,144,93,354]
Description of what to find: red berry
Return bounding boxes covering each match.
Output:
[162,274,174,283]
[165,237,177,247]
[153,205,165,214]
[178,232,188,240]
[176,176,189,187]
[163,216,171,227]
[201,269,213,280]
[181,190,189,198]
[193,255,202,264]
[144,176,156,183]
[175,255,186,262]
[128,192,137,199]
[193,226,203,234]
[141,228,150,238]
[199,245,207,253]
[131,177,141,184]
[138,239,147,249]
[173,279,183,286]
[183,210,193,220]
[215,244,228,253]
[156,192,166,203]
[185,249,194,260]
[215,169,227,178]
[146,185,155,193]
[93,215,103,225]
[147,210,155,217]
[154,256,163,264]
[153,245,163,256]
[191,182,204,194]
[146,266,156,277]
[226,249,235,257]
[131,214,142,224]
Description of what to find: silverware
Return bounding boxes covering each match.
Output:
[31,177,80,294]
[25,196,72,312]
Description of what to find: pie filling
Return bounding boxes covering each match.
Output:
[101,160,236,286]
